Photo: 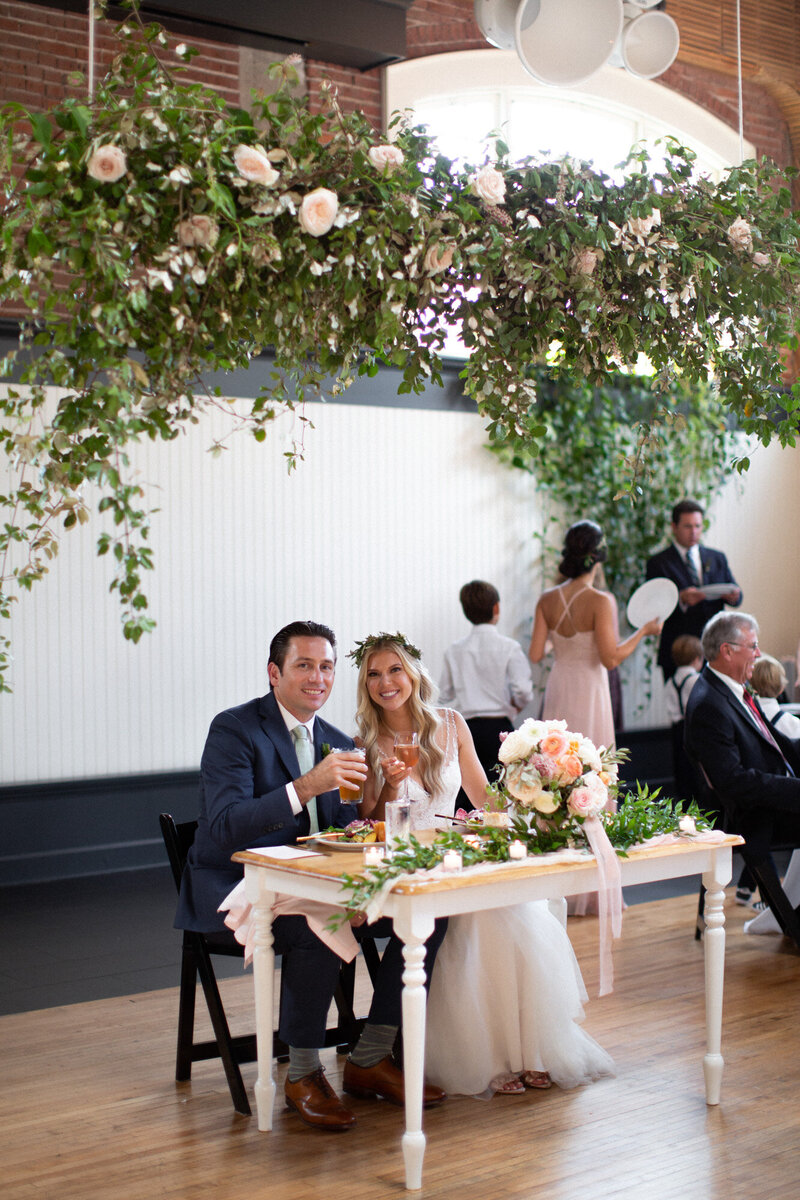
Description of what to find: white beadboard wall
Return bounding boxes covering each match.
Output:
[3,391,800,785]
[1,395,541,783]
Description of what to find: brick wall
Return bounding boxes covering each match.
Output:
[0,0,795,168]
[0,0,239,111]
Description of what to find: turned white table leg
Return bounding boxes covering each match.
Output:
[393,908,435,1192]
[701,851,731,1105]
[245,866,277,1131]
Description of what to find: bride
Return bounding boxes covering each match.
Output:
[353,632,614,1097]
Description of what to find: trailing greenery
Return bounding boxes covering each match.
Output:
[487,368,740,614]
[332,784,717,917]
[2,6,800,689]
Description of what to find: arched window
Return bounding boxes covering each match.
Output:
[386,50,751,179]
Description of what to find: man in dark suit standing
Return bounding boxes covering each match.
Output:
[646,498,741,679]
[685,612,800,865]
[176,619,445,1130]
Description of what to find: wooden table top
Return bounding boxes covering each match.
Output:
[232,833,743,896]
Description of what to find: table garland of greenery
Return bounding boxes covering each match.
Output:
[2,5,800,689]
[333,786,714,918]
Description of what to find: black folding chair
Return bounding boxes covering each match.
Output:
[159,813,380,1115]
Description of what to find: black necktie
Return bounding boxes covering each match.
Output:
[685,552,700,587]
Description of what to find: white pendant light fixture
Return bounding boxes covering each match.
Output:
[609,3,680,79]
[474,0,679,86]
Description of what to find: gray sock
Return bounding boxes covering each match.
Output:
[348,1023,398,1068]
[288,1047,322,1082]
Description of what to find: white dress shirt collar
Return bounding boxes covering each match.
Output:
[275,696,315,738]
[708,665,745,704]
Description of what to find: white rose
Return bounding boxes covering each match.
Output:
[471,165,506,206]
[298,187,339,237]
[423,242,454,273]
[498,725,539,764]
[578,737,602,772]
[726,217,753,252]
[233,143,279,186]
[678,814,697,835]
[752,251,770,267]
[87,144,127,183]
[368,144,404,173]
[177,214,219,249]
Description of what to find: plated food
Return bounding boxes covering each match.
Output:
[314,818,386,848]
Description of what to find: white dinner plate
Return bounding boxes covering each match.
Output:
[626,578,678,627]
[307,835,385,853]
[698,582,735,600]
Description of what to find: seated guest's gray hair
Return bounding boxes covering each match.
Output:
[701,611,759,662]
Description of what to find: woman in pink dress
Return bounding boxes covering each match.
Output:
[529,521,661,914]
[529,521,660,750]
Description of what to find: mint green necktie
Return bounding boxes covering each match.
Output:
[291,725,319,834]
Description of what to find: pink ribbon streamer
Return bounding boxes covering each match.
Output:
[583,815,623,997]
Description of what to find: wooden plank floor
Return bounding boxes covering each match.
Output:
[3,893,799,1200]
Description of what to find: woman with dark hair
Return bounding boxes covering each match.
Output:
[529,521,660,753]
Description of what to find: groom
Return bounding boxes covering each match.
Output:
[176,619,446,1130]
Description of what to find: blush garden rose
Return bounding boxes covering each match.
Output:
[298,187,339,237]
[368,144,405,173]
[233,143,279,186]
[87,144,127,183]
[423,242,455,273]
[471,165,506,206]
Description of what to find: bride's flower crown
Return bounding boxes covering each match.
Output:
[348,631,422,669]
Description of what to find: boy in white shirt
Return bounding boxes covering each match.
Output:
[439,580,533,807]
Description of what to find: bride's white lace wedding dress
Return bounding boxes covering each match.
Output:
[407,709,615,1096]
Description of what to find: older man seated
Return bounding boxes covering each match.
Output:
[684,611,800,935]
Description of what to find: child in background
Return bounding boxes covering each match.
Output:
[665,635,703,801]
[751,655,800,740]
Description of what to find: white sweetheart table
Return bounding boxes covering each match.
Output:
[233,833,742,1191]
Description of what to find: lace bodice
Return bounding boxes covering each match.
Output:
[377,708,463,831]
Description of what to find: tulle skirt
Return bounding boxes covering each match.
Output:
[425,900,615,1096]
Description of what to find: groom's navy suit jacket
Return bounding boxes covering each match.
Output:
[645,544,740,678]
[176,690,358,932]
[684,666,800,856]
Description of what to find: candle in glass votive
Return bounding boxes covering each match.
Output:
[364,845,385,867]
[508,839,527,861]
[442,849,463,872]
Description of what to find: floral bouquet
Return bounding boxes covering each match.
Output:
[494,718,621,836]
[488,717,624,995]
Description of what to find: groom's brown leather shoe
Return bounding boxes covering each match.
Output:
[342,1056,446,1108]
[284,1067,356,1131]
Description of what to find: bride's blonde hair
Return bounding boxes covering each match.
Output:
[354,635,444,794]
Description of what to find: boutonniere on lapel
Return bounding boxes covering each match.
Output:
[321,743,331,757]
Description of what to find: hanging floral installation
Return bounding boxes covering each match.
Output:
[1,8,799,688]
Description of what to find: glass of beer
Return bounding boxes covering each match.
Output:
[337,746,366,803]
